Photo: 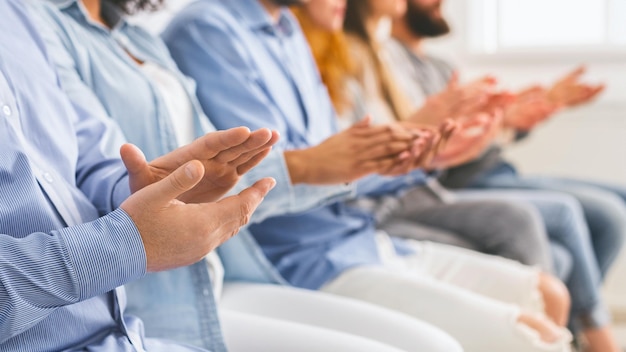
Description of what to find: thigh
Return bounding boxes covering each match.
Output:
[380,218,477,250]
[550,242,573,281]
[473,180,626,277]
[406,241,543,310]
[454,189,590,247]
[525,176,626,204]
[322,267,571,352]
[219,310,405,352]
[544,184,626,278]
[403,199,551,268]
[406,199,537,241]
[221,283,461,352]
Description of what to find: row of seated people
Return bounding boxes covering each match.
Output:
[1,0,623,351]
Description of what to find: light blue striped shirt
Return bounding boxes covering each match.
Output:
[0,0,202,350]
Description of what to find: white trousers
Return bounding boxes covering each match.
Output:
[321,239,572,352]
[220,283,462,352]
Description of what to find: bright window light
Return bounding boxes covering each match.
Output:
[468,0,626,56]
[498,0,606,47]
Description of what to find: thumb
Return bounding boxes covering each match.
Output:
[213,178,276,224]
[563,65,586,82]
[135,160,205,207]
[447,71,459,89]
[121,144,150,179]
[353,115,373,128]
[571,65,586,77]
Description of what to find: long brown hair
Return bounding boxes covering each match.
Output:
[344,0,413,121]
[292,7,355,114]
[343,0,371,43]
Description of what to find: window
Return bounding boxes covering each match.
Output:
[467,0,626,58]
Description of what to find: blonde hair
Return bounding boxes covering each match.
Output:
[343,0,414,121]
[292,7,355,114]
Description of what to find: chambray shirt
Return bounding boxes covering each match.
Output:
[33,0,359,349]
[0,0,205,351]
[164,0,426,290]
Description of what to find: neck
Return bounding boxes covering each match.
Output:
[391,20,424,55]
[81,0,108,27]
[259,0,282,22]
[365,15,384,43]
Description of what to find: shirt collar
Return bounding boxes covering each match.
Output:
[225,0,295,37]
[49,0,125,30]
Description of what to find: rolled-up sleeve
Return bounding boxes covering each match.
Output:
[228,150,355,223]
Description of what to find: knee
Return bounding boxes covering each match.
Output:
[550,243,573,281]
[549,194,587,225]
[580,192,626,257]
[489,201,544,233]
[488,201,552,268]
[538,273,571,326]
[590,193,626,241]
[423,330,464,352]
[517,312,572,347]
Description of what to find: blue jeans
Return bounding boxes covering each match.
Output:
[455,189,610,332]
[473,165,626,280]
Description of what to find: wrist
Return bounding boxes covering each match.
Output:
[284,149,312,185]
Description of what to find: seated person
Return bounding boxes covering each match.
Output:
[389,0,622,350]
[163,0,573,350]
[33,0,461,350]
[338,1,617,350]
[293,0,556,274]
[0,0,277,350]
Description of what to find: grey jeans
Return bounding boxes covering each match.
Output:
[353,185,553,272]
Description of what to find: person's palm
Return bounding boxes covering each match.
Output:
[548,66,605,108]
[504,86,558,131]
[121,127,279,203]
[429,112,501,169]
[411,74,498,126]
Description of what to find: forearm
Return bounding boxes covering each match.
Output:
[0,209,146,342]
[229,150,354,223]
[283,149,318,185]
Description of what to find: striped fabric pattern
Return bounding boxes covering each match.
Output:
[0,0,200,350]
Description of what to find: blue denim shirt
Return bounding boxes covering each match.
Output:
[0,1,207,350]
[34,0,359,350]
[164,0,426,290]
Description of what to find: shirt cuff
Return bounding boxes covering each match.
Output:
[233,150,355,223]
[57,208,146,300]
[111,174,131,209]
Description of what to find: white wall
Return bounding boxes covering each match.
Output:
[428,0,626,311]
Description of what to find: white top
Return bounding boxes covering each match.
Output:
[141,62,225,300]
[141,61,196,146]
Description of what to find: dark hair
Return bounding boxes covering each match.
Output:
[344,0,371,43]
[107,0,163,14]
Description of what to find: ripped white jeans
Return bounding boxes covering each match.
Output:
[321,235,573,352]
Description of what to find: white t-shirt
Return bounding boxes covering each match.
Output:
[141,62,225,300]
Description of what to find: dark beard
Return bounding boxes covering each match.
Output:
[405,1,450,37]
[271,0,307,6]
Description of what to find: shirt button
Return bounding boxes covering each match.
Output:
[202,289,210,296]
[43,172,54,183]
[2,105,11,116]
